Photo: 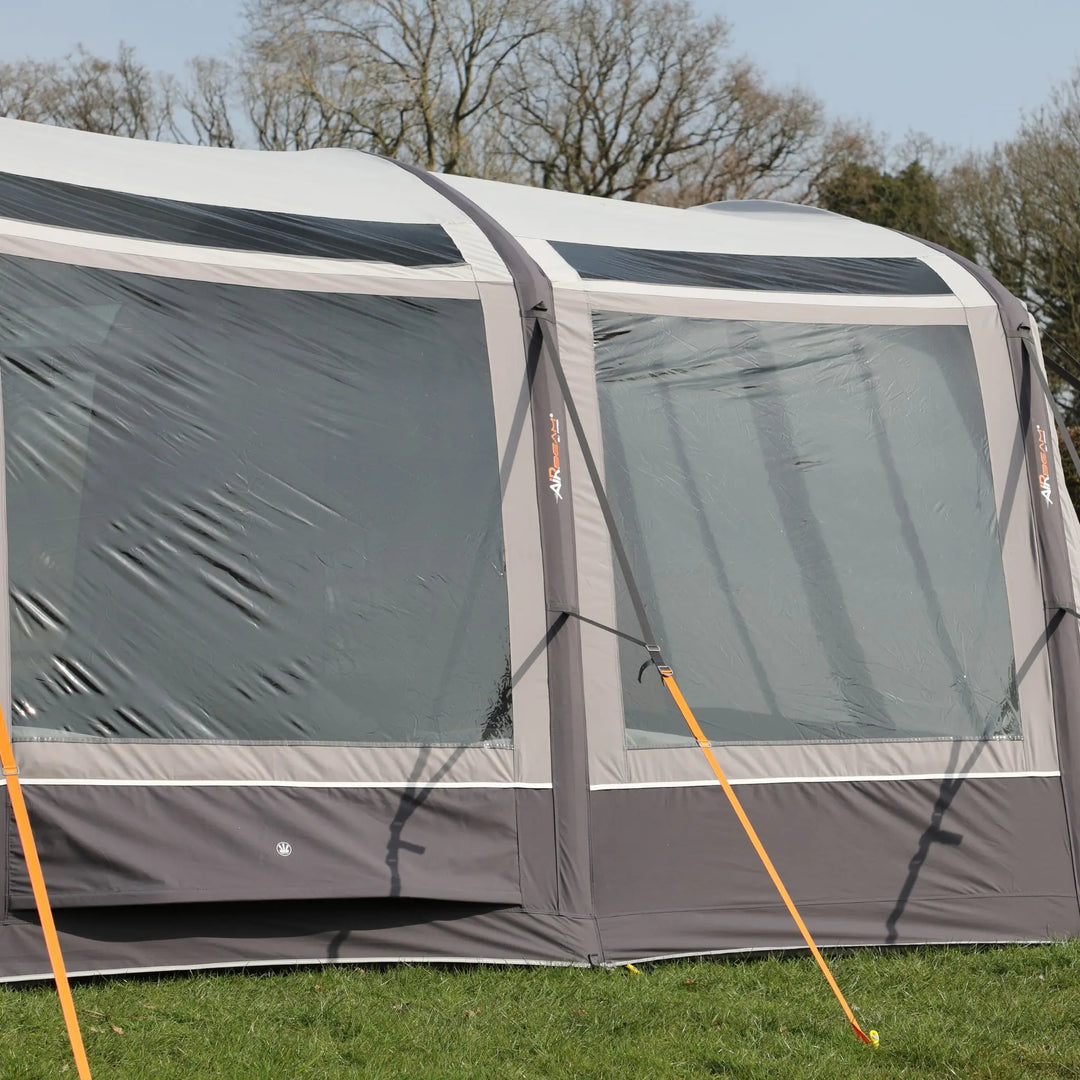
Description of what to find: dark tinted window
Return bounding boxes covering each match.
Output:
[552,242,950,295]
[1,257,510,744]
[0,171,463,266]
[593,313,1017,746]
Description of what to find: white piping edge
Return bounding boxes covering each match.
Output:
[590,770,1062,790]
[573,289,974,327]
[20,772,1058,789]
[0,954,586,983]
[17,779,552,789]
[3,938,1064,983]
[616,938,1057,966]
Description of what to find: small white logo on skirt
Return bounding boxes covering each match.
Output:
[276,841,293,857]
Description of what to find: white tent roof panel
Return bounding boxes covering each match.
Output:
[443,173,938,259]
[0,118,464,225]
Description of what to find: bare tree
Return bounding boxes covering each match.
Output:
[180,57,240,147]
[0,45,173,139]
[58,44,173,139]
[495,0,736,199]
[0,2,883,214]
[236,0,549,171]
[671,74,872,206]
[949,72,1080,335]
[494,0,866,205]
[945,69,1080,418]
[947,149,1032,286]
[237,4,377,151]
[0,59,65,123]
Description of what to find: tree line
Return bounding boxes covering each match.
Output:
[3,0,1080,436]
[0,0,867,199]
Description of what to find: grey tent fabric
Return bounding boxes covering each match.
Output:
[0,117,1077,978]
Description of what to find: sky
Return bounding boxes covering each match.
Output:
[1,0,1078,153]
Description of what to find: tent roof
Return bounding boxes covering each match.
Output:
[1,117,937,261]
[0,117,458,225]
[443,174,932,258]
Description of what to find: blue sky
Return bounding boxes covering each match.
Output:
[2,0,1078,152]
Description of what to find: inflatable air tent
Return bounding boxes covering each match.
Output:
[0,116,1078,979]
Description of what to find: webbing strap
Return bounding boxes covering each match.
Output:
[536,321,874,1046]
[548,605,648,648]
[1039,330,1080,397]
[0,707,92,1078]
[1044,355,1080,397]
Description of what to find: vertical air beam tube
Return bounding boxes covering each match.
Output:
[0,707,92,1078]
[387,160,597,945]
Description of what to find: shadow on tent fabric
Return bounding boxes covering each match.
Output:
[335,335,533,935]
[857,344,993,735]
[655,380,785,723]
[988,341,1031,545]
[39,898,509,947]
[424,348,534,738]
[326,745,472,959]
[383,743,470,897]
[331,657,508,956]
[861,352,1022,942]
[749,357,895,737]
[882,622,1049,943]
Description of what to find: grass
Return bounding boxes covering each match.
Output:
[2,943,1080,1078]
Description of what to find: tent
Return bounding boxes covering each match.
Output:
[0,115,1078,981]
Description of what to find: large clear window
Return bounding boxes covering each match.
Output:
[1,256,511,745]
[594,313,1019,746]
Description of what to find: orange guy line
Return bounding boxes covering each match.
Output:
[658,667,873,1046]
[0,706,93,1078]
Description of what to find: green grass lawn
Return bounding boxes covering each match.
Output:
[2,943,1080,1078]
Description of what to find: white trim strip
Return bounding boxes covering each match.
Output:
[581,289,971,325]
[590,770,1061,791]
[32,771,1051,792]
[18,778,552,789]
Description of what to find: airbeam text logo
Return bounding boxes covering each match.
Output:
[548,413,563,502]
[1036,424,1054,507]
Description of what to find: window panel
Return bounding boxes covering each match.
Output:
[0,172,464,266]
[593,312,1018,746]
[553,242,950,295]
[2,256,510,745]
